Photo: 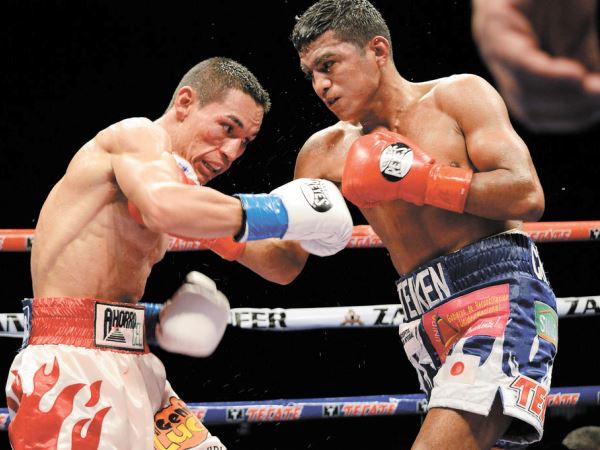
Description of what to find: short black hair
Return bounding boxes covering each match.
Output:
[290,0,392,55]
[167,57,271,113]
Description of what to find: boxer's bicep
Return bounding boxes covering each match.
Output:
[445,75,530,172]
[441,75,544,221]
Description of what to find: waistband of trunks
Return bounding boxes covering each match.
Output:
[397,231,537,290]
[23,297,149,353]
[395,231,546,321]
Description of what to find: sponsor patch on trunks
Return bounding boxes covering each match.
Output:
[508,374,549,426]
[154,397,209,449]
[94,302,144,351]
[534,301,558,347]
[422,283,510,362]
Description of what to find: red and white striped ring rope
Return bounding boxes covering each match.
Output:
[1,221,599,252]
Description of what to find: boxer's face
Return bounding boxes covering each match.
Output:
[299,31,381,123]
[180,89,263,185]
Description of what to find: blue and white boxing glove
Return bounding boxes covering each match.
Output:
[234,178,353,256]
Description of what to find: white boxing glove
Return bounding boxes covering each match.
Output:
[156,271,230,357]
[235,178,353,256]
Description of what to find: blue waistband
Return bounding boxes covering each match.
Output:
[396,232,545,321]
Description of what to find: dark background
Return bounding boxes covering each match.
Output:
[1,1,599,449]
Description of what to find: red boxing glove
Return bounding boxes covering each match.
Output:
[199,237,246,261]
[341,131,473,212]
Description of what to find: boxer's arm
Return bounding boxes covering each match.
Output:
[234,178,349,283]
[236,239,309,285]
[106,119,352,248]
[441,74,545,221]
[229,127,351,285]
[341,130,473,212]
[101,118,244,238]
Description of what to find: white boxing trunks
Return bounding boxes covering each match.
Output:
[5,297,226,450]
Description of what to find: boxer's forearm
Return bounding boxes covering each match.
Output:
[465,168,544,222]
[237,240,309,285]
[133,182,244,239]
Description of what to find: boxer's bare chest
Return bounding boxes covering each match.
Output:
[321,104,467,181]
[322,102,487,274]
[391,102,468,168]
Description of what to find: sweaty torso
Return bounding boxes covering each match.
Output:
[31,124,168,303]
[297,79,517,275]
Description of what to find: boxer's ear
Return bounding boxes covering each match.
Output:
[173,86,196,121]
[369,36,391,66]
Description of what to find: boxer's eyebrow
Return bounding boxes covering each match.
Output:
[301,52,335,78]
[315,53,334,66]
[226,114,244,129]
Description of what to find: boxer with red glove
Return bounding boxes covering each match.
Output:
[342,130,473,213]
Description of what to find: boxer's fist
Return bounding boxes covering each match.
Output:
[342,131,473,212]
[156,271,230,357]
[271,179,353,256]
[235,179,353,256]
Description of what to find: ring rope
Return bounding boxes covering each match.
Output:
[1,221,599,252]
[0,296,597,338]
[0,385,596,429]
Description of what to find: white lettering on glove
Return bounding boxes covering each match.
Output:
[156,271,230,357]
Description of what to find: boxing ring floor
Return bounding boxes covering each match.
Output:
[0,223,599,449]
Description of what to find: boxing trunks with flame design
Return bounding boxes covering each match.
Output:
[5,297,226,450]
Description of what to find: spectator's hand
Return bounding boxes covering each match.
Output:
[472,0,600,133]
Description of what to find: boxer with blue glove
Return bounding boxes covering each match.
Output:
[128,151,353,259]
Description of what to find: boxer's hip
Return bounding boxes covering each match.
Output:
[396,231,558,446]
[22,297,149,353]
[6,298,172,449]
[395,230,552,322]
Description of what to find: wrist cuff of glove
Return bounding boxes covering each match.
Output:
[233,194,289,242]
[142,302,163,347]
[425,165,473,213]
[205,237,246,261]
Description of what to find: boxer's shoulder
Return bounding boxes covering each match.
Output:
[295,121,362,181]
[95,117,168,156]
[433,74,502,115]
[305,121,362,149]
